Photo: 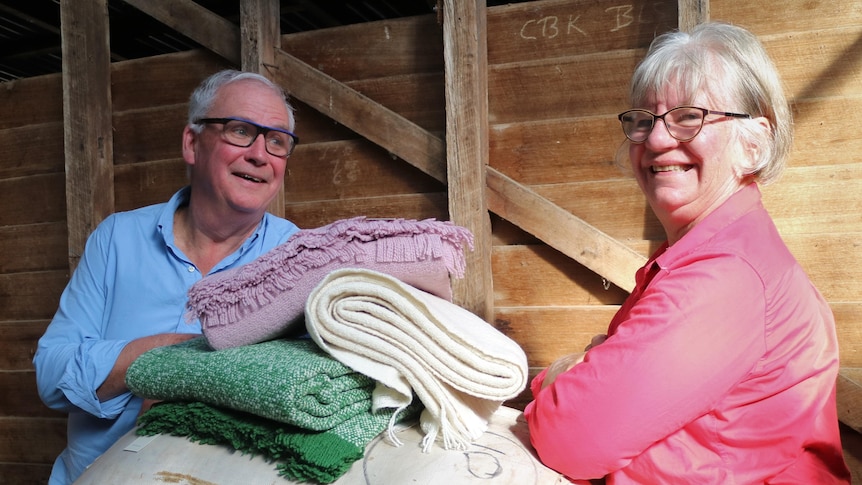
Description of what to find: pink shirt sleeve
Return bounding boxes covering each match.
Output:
[525,254,766,479]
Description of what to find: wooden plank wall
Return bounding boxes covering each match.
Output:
[0,0,860,481]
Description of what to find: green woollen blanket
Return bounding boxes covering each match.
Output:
[127,337,411,483]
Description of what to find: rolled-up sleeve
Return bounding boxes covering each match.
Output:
[34,216,132,419]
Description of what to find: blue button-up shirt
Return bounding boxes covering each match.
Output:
[33,187,299,484]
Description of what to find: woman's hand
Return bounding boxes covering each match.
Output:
[541,352,585,390]
[540,334,608,390]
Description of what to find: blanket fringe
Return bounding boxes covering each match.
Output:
[185,217,473,328]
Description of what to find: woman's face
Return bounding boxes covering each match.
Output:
[629,88,750,244]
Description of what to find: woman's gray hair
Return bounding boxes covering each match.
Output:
[187,69,296,133]
[618,22,792,185]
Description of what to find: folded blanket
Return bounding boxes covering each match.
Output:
[305,268,529,452]
[126,337,375,430]
[136,400,416,484]
[186,216,474,350]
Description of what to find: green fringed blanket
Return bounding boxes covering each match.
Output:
[136,401,387,483]
[126,337,374,429]
[127,337,413,483]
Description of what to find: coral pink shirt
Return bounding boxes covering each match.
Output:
[525,184,850,484]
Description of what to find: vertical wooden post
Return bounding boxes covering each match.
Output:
[240,0,285,218]
[678,0,709,31]
[61,0,114,272]
[442,0,494,321]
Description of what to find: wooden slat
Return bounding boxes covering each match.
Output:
[487,167,646,292]
[122,0,240,65]
[346,73,446,133]
[0,173,66,226]
[0,321,50,370]
[488,49,639,125]
[112,106,187,166]
[284,192,449,229]
[110,50,229,112]
[270,49,447,183]
[492,244,629,307]
[489,116,625,186]
[0,271,68,322]
[0,122,64,179]
[712,0,862,37]
[792,97,862,168]
[284,140,443,202]
[280,15,444,82]
[113,159,188,212]
[838,368,862,433]
[0,372,64,418]
[61,0,114,271]
[0,74,62,130]
[763,26,862,101]
[0,417,66,463]
[442,0,494,320]
[833,303,862,369]
[0,223,67,274]
[494,306,618,366]
[0,464,53,483]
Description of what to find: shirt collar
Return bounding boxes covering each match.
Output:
[654,183,763,270]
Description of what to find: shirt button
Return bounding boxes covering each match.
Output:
[188,266,195,273]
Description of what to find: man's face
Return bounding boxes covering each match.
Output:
[183,79,292,216]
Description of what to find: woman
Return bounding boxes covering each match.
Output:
[525,22,851,484]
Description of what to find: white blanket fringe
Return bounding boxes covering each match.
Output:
[305,268,528,452]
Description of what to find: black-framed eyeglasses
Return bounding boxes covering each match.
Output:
[195,117,299,157]
[618,106,750,143]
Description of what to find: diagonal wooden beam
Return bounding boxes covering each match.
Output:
[486,167,645,292]
[269,48,447,183]
[122,0,241,64]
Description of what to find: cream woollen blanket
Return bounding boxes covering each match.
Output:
[305,268,528,452]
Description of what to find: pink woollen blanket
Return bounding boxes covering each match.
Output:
[186,217,474,350]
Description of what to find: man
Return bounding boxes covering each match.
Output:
[34,69,301,484]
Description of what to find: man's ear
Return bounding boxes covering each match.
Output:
[181,125,197,166]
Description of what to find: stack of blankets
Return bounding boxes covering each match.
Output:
[127,217,529,484]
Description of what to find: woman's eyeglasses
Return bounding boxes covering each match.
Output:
[618,106,750,143]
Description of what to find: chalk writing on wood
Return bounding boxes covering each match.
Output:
[518,3,667,40]
[331,158,360,185]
